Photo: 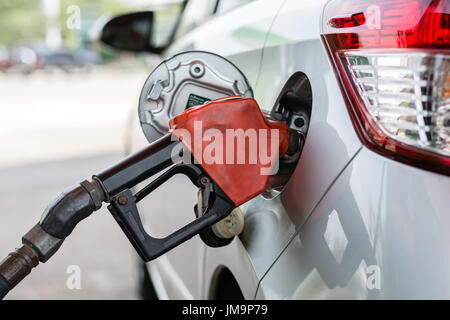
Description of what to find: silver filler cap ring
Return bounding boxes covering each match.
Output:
[138,51,253,144]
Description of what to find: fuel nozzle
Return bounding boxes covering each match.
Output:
[0,134,179,298]
[0,97,299,299]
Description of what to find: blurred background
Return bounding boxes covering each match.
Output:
[0,0,183,299]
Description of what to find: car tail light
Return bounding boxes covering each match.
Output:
[321,0,449,175]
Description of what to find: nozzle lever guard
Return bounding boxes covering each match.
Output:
[107,163,235,262]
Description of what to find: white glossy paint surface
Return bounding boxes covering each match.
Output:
[239,0,362,283]
[259,148,450,299]
[129,0,449,299]
[141,0,286,299]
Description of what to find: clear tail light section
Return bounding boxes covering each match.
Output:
[321,0,449,175]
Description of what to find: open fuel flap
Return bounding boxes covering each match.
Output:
[138,51,254,143]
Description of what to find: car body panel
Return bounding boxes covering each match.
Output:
[127,0,450,299]
[167,0,285,88]
[239,0,362,283]
[203,237,260,299]
[258,147,450,299]
[139,0,286,299]
[141,0,363,299]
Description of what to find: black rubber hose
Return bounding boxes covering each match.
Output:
[0,274,10,300]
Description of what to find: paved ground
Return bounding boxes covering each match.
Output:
[0,153,141,299]
[0,68,149,299]
[0,68,148,167]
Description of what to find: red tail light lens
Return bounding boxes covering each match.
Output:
[322,0,449,175]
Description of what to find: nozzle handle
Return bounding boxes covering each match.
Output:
[107,164,236,262]
[0,274,10,299]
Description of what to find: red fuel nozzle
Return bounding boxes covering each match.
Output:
[169,97,291,206]
[0,97,292,298]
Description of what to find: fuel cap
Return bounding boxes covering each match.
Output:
[138,51,253,143]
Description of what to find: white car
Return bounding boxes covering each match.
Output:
[113,0,449,299]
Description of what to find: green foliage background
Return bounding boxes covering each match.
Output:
[0,0,128,48]
[0,0,46,47]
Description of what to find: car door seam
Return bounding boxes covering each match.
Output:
[253,0,289,93]
[254,145,363,299]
